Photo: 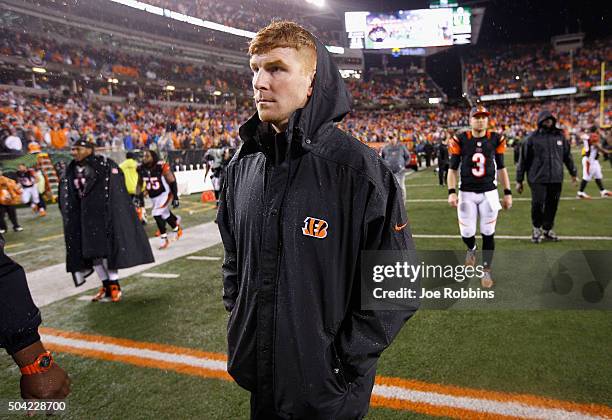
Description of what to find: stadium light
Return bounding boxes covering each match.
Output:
[107,78,119,84]
[428,97,442,104]
[515,75,520,80]
[213,91,222,96]
[32,67,47,74]
[165,85,176,91]
[109,0,339,52]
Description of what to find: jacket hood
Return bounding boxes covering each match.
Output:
[239,36,352,150]
[537,110,556,127]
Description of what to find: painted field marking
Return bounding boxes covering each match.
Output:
[186,256,221,261]
[412,234,612,241]
[77,295,112,303]
[7,244,51,257]
[141,272,180,279]
[4,242,24,250]
[38,233,64,242]
[39,327,612,420]
[406,197,610,202]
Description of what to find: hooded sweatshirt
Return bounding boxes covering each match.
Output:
[217,37,417,419]
[516,110,577,184]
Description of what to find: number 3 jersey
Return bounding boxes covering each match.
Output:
[137,161,171,198]
[448,130,506,193]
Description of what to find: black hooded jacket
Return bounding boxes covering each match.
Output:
[59,154,154,273]
[217,38,417,419]
[516,110,577,184]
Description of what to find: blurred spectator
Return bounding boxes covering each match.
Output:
[0,166,23,232]
[465,39,611,97]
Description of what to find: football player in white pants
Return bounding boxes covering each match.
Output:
[447,106,512,288]
[577,126,612,199]
[136,150,182,249]
[16,164,45,216]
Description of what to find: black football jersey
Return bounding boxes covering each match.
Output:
[138,161,170,198]
[16,170,36,188]
[73,165,93,197]
[449,130,506,193]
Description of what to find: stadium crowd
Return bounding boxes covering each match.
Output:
[0,91,246,155]
[340,98,606,146]
[0,29,250,94]
[346,70,443,105]
[2,86,607,158]
[465,38,611,97]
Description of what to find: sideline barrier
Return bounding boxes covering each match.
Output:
[174,165,213,195]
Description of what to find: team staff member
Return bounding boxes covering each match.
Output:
[120,151,147,224]
[447,106,512,288]
[218,21,417,419]
[0,234,71,400]
[59,140,154,302]
[381,134,411,201]
[516,110,577,243]
[437,134,450,186]
[0,166,23,232]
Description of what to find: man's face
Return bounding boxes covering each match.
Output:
[18,164,26,172]
[143,151,154,165]
[390,137,398,145]
[542,118,554,128]
[250,47,315,131]
[71,146,92,162]
[470,115,488,132]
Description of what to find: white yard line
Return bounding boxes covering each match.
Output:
[186,256,221,261]
[412,234,612,240]
[141,272,181,279]
[39,331,608,420]
[7,244,51,257]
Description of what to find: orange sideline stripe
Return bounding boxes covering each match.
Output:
[41,327,612,418]
[40,327,227,362]
[370,395,523,419]
[45,343,232,382]
[375,376,612,418]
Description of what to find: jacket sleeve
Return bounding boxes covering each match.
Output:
[402,145,410,161]
[516,136,531,183]
[562,137,577,177]
[0,244,41,355]
[337,172,418,380]
[217,166,238,312]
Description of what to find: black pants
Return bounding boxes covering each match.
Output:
[0,205,18,230]
[529,182,562,230]
[438,164,449,185]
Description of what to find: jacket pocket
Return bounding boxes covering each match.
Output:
[330,341,349,392]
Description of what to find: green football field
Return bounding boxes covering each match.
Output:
[0,151,611,419]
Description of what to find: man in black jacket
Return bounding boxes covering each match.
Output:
[217,21,417,419]
[516,110,577,243]
[59,140,154,301]
[0,234,71,400]
[437,134,450,186]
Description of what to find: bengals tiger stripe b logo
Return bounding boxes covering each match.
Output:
[302,217,328,239]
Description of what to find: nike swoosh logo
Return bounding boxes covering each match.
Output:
[394,221,408,232]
